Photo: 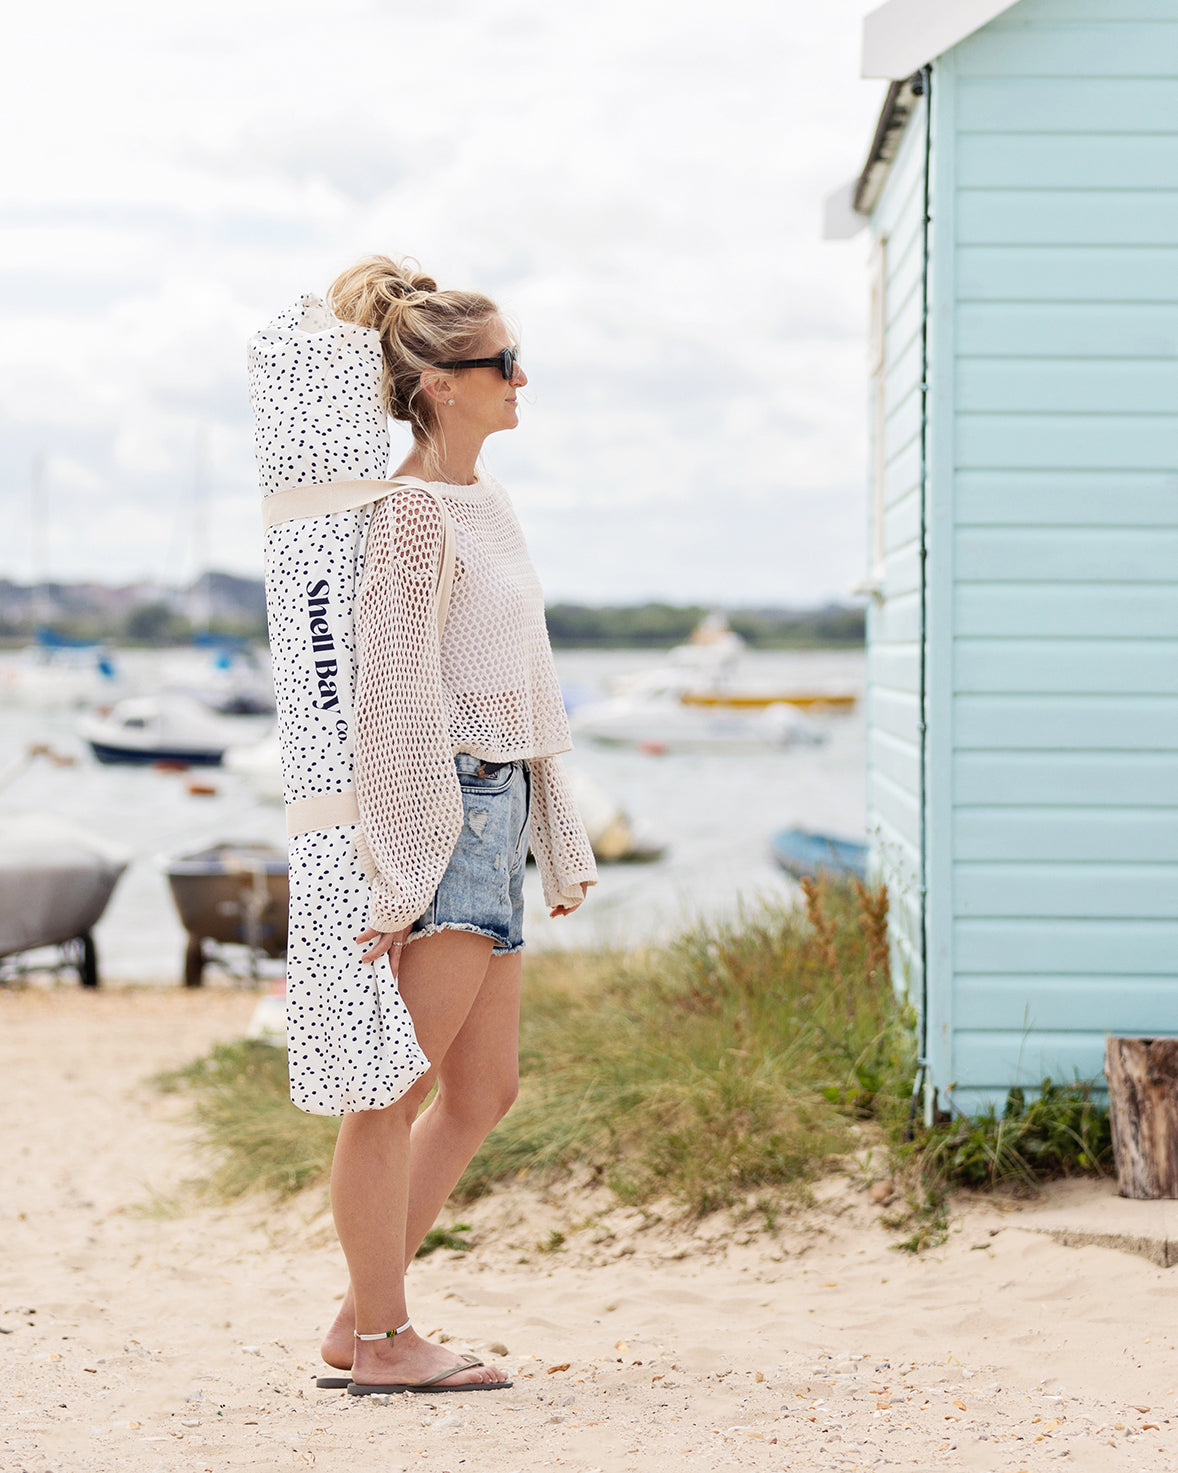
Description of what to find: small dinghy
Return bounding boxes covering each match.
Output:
[564,766,665,863]
[769,827,868,883]
[163,841,289,986]
[0,813,129,986]
[80,694,269,767]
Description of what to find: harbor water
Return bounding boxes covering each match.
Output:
[0,647,865,983]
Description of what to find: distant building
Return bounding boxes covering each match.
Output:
[826,0,1178,1115]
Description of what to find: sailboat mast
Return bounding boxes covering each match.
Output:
[31,452,51,631]
[191,423,211,635]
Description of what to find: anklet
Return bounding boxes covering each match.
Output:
[355,1318,413,1341]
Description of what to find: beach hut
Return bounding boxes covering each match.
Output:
[825,0,1178,1116]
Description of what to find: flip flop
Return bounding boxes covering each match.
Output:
[315,1375,352,1389]
[348,1353,512,1396]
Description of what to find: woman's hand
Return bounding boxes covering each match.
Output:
[355,926,411,970]
[549,882,590,919]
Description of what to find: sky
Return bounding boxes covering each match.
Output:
[0,0,887,606]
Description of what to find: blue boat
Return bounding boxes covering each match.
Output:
[769,827,867,883]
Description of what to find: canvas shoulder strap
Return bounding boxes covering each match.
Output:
[262,476,456,640]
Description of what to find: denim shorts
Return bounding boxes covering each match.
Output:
[407,754,531,955]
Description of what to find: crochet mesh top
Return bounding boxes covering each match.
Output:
[354,473,598,930]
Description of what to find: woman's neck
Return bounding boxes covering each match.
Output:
[396,430,486,486]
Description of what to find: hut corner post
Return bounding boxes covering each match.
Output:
[1104,1037,1178,1200]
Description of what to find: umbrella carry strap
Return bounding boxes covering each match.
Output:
[263,477,456,839]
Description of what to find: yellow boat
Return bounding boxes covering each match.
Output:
[679,690,857,712]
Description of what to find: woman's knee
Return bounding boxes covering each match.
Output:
[439,1071,518,1131]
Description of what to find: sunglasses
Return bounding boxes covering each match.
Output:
[433,346,520,381]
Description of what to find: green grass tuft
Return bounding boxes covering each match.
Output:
[156,1038,340,1199]
[911,1078,1113,1196]
[416,1223,473,1256]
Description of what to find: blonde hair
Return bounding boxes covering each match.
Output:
[327,254,500,476]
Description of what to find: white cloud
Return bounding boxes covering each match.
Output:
[0,0,886,603]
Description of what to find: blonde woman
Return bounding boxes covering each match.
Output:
[249,256,596,1395]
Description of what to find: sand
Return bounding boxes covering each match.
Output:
[3,986,1178,1473]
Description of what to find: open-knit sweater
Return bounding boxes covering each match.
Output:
[353,472,597,932]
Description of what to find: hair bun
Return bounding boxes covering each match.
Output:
[389,270,438,306]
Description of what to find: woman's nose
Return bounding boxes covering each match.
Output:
[513,364,528,387]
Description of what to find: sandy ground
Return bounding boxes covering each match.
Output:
[3,988,1178,1473]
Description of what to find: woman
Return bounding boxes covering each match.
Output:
[249,256,596,1396]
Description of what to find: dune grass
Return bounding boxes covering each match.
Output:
[159,877,1112,1235]
[456,878,912,1214]
[160,878,912,1216]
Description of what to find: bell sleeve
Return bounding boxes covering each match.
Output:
[527,753,598,910]
[352,491,463,932]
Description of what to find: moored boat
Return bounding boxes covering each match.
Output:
[0,813,130,986]
[769,826,868,883]
[80,694,270,767]
[163,841,289,985]
[610,615,858,713]
[564,766,665,863]
[571,695,826,753]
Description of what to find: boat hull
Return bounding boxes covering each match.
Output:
[89,742,223,767]
[680,691,856,712]
[165,844,289,957]
[769,827,868,883]
[0,816,129,963]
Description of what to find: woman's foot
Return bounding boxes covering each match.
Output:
[320,1298,356,1372]
[351,1326,509,1389]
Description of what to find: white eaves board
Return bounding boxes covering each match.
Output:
[862,0,1022,79]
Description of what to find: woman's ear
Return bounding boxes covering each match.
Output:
[420,369,454,406]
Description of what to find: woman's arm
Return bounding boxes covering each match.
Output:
[527,755,598,916]
[352,493,463,934]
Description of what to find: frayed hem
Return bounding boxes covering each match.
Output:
[406,921,525,956]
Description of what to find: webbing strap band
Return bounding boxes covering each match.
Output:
[263,476,456,640]
[286,789,360,837]
[262,477,421,528]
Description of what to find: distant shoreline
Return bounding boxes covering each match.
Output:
[0,587,866,653]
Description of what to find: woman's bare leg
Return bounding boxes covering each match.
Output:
[404,949,522,1259]
[321,950,522,1371]
[322,930,509,1388]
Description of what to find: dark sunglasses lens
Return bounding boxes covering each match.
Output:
[502,349,516,380]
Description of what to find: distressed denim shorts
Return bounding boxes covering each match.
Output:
[407,754,531,955]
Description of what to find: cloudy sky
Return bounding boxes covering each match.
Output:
[1,0,886,606]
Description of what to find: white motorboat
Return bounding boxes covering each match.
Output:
[0,813,130,986]
[610,615,857,713]
[79,694,271,767]
[570,694,826,753]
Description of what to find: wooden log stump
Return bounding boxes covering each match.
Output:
[1105,1037,1178,1199]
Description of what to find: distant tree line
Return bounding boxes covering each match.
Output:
[1,575,865,651]
[544,602,865,649]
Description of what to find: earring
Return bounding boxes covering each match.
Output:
[446,398,455,406]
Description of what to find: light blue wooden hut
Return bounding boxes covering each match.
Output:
[825,0,1178,1115]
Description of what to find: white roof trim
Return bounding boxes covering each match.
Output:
[861,0,1021,80]
[823,180,867,240]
